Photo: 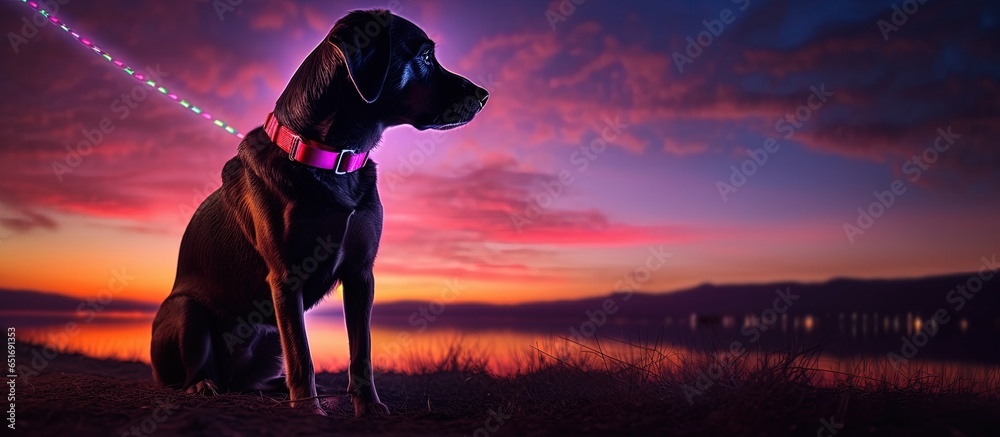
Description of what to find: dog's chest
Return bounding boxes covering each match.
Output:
[282,210,353,300]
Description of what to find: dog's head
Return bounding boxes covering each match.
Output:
[276,10,488,142]
[328,9,489,130]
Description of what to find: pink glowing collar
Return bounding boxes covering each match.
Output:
[263,112,369,174]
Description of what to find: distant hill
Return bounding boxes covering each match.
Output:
[6,271,998,324]
[0,289,158,313]
[318,271,1000,324]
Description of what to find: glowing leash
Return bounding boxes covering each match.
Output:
[19,0,245,139]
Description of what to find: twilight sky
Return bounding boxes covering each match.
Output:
[0,0,997,304]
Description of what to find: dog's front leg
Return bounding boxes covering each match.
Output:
[270,280,325,415]
[342,268,389,417]
[247,201,352,416]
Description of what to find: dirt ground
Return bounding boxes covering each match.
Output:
[10,343,1000,436]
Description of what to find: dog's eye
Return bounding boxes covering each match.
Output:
[420,48,433,63]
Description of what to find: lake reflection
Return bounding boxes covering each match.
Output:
[7,310,1000,384]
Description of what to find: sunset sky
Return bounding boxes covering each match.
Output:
[0,0,997,305]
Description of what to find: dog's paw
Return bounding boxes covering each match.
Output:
[291,399,328,416]
[184,379,220,396]
[353,399,390,418]
[309,404,329,416]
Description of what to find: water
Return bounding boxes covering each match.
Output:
[6,310,1000,387]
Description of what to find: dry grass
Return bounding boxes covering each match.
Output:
[15,338,1000,436]
[376,335,1000,435]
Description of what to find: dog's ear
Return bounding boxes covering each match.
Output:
[327,9,392,104]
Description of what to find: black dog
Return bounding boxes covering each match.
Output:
[150,9,488,417]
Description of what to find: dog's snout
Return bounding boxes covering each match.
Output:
[477,89,489,108]
[461,79,489,109]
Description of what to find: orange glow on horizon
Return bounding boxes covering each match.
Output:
[0,213,991,306]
